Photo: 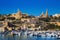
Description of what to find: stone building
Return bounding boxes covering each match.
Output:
[40,9,49,18]
[0,21,8,32]
[10,9,22,19]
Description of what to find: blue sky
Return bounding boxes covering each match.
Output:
[0,0,60,16]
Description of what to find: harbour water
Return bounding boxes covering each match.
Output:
[0,34,60,40]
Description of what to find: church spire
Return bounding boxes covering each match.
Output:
[16,8,22,15]
[15,8,22,19]
[40,11,45,17]
[17,8,21,13]
[45,9,48,17]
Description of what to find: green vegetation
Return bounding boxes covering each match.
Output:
[0,15,5,21]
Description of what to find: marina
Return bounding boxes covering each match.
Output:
[0,33,59,40]
[1,30,60,39]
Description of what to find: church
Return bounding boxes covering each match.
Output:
[40,9,49,18]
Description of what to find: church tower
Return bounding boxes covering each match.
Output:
[45,9,48,18]
[17,9,22,15]
[40,11,45,17]
[15,9,22,19]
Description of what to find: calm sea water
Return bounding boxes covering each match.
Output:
[0,34,59,40]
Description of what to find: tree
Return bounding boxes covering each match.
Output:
[53,16,57,19]
[50,15,53,19]
[0,16,5,21]
[7,17,15,20]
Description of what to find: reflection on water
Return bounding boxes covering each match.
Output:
[0,34,59,40]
